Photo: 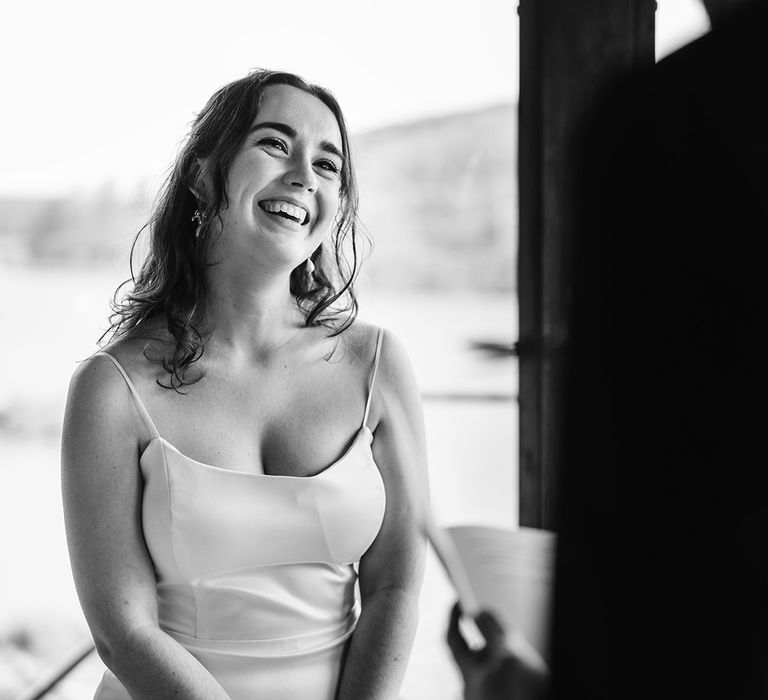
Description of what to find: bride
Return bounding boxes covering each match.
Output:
[62,69,428,700]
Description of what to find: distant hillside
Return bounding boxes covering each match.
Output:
[355,103,517,290]
[0,103,517,290]
[0,184,150,265]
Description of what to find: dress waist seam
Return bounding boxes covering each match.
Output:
[162,606,360,658]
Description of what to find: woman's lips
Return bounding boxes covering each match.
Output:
[258,199,310,225]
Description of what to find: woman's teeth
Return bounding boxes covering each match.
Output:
[259,200,308,224]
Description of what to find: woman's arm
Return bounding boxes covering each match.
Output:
[335,330,430,700]
[61,355,231,700]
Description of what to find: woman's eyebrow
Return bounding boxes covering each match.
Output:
[320,140,344,162]
[249,121,297,138]
[250,121,344,162]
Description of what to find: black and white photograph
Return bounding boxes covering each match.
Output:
[2,1,765,698]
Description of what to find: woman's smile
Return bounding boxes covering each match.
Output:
[257,198,311,226]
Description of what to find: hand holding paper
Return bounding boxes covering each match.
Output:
[447,603,551,700]
[425,515,556,668]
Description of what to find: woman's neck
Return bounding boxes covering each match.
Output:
[203,263,304,362]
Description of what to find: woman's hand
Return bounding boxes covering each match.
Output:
[447,603,551,700]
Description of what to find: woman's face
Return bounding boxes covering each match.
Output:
[216,84,344,271]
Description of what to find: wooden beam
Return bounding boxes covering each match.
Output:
[517,0,655,528]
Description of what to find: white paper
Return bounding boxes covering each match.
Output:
[426,520,556,665]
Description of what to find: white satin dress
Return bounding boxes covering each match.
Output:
[92,331,387,700]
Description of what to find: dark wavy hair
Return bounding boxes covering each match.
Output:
[103,69,363,390]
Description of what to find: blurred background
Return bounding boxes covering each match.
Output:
[0,1,709,698]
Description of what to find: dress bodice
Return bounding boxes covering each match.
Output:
[92,328,387,695]
[138,427,385,649]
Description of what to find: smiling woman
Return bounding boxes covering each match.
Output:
[213,85,346,295]
[60,69,429,700]
[106,72,363,390]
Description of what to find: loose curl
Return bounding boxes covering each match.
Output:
[103,69,364,390]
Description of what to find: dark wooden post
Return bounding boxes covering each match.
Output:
[517,0,656,529]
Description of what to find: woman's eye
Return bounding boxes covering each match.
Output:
[260,137,287,153]
[317,160,340,175]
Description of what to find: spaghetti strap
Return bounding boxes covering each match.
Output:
[94,352,161,439]
[362,329,384,429]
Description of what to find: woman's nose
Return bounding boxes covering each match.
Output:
[283,153,317,192]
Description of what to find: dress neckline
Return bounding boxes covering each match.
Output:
[142,425,374,480]
[97,329,383,481]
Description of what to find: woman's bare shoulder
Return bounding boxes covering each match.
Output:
[342,319,382,351]
[335,321,414,375]
[331,319,393,373]
[68,334,159,417]
[377,330,419,400]
[99,337,150,368]
[338,322,420,426]
[100,321,173,368]
[64,350,144,461]
[89,321,179,385]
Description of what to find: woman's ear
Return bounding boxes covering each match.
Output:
[188,157,210,204]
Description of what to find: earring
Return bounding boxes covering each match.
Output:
[305,257,315,287]
[192,209,203,238]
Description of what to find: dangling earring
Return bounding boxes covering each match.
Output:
[192,209,203,238]
[305,257,315,287]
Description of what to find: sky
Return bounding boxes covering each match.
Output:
[1,0,709,198]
